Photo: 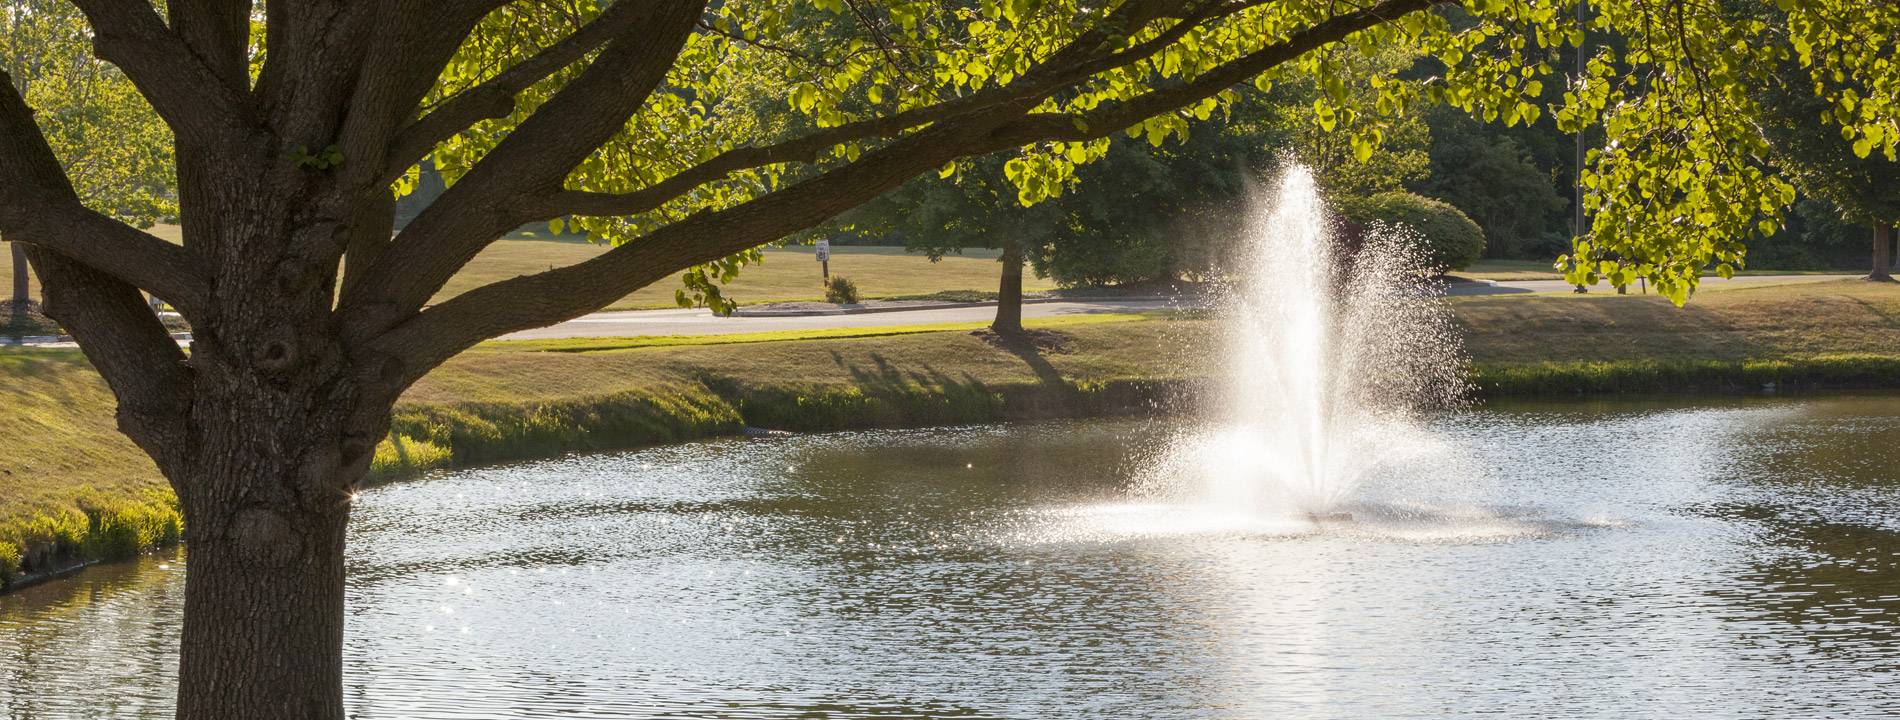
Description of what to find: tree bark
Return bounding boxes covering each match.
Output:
[173,474,353,720]
[9,241,26,321]
[993,239,1025,336]
[1873,224,1894,282]
[167,322,374,720]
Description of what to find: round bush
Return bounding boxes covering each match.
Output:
[1338,192,1486,272]
[825,276,861,304]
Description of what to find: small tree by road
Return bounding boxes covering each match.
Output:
[1755,56,1900,281]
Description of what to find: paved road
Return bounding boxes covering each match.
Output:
[498,298,1195,340]
[499,274,1855,341]
[1446,274,1852,297]
[2,274,1858,347]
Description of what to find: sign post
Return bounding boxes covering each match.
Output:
[815,239,831,286]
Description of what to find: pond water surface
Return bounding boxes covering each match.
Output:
[3,394,1898,719]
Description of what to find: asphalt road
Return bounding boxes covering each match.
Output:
[498,298,1195,340]
[498,274,1856,341]
[1,274,1856,347]
[1443,274,1851,296]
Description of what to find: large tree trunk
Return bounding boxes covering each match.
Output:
[993,239,1024,336]
[168,320,375,719]
[10,241,26,321]
[1871,224,1894,282]
[173,470,352,719]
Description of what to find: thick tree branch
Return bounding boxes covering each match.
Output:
[356,0,1448,384]
[382,0,661,183]
[978,0,1458,149]
[0,70,211,313]
[68,0,255,148]
[24,246,197,477]
[363,112,1016,385]
[169,0,251,91]
[339,0,709,339]
[531,0,1239,220]
[339,1,519,193]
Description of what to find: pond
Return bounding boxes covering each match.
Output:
[3,394,1898,719]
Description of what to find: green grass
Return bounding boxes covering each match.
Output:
[1453,279,1900,393]
[0,350,180,586]
[471,312,1168,354]
[433,238,1049,310]
[3,227,1041,312]
[1454,259,1567,281]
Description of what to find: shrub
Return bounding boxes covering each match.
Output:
[1338,191,1487,272]
[825,276,861,304]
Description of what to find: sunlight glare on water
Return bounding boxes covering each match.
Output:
[5,398,1900,718]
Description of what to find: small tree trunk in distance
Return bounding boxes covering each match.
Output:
[1871,224,1894,282]
[993,240,1024,336]
[10,241,27,322]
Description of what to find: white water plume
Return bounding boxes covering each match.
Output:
[1139,166,1470,517]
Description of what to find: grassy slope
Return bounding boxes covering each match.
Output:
[0,351,178,582]
[0,314,1181,586]
[1454,279,1900,360]
[1453,279,1900,392]
[8,279,1900,586]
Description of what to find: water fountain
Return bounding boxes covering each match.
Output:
[1140,166,1469,522]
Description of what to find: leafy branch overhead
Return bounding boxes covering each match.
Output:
[411,0,1899,313]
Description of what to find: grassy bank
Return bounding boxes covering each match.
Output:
[0,351,180,585]
[1452,259,1854,282]
[1456,279,1900,393]
[7,279,1900,589]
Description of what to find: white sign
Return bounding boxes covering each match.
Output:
[814,240,830,262]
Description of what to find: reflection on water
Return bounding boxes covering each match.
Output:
[4,394,1900,718]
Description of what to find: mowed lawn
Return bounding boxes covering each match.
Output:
[1,227,1048,311]
[434,237,1052,310]
[1451,278,1900,363]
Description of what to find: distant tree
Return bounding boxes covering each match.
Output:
[827,86,1291,330]
[1409,104,1569,258]
[1337,191,1486,272]
[827,156,1058,335]
[1755,59,1900,281]
[1030,91,1291,286]
[1283,43,1432,202]
[1,0,172,324]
